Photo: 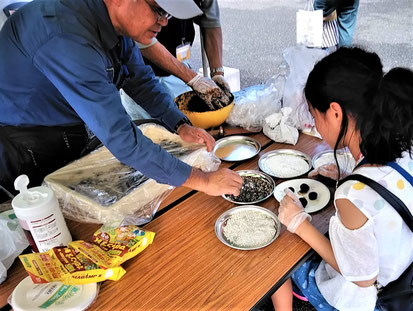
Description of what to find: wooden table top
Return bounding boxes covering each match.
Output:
[0,132,333,311]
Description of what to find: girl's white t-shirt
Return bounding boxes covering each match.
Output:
[315,152,413,311]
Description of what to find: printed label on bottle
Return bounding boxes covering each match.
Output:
[28,214,64,252]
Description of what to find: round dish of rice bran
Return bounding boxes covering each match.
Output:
[215,205,281,250]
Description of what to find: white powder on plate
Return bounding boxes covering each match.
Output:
[223,210,276,248]
[263,154,309,178]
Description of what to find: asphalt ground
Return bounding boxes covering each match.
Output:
[190,0,413,89]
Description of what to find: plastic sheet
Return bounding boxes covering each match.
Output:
[282,45,328,130]
[44,123,220,225]
[0,209,29,284]
[227,66,287,132]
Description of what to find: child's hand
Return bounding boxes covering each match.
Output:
[278,189,311,233]
[308,163,344,180]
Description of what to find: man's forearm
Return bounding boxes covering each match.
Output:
[201,27,223,73]
[140,41,196,83]
[182,167,208,191]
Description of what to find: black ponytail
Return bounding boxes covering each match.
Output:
[359,67,413,164]
[305,47,413,165]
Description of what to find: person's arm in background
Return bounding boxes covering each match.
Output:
[140,38,196,83]
[201,26,223,74]
[138,36,228,109]
[196,0,231,96]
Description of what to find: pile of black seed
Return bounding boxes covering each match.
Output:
[228,175,273,203]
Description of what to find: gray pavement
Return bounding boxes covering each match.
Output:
[190,0,413,89]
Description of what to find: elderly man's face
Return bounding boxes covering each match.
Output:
[111,0,168,45]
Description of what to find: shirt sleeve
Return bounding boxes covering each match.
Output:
[121,38,185,132]
[329,215,379,282]
[193,0,221,28]
[329,182,380,282]
[32,34,191,186]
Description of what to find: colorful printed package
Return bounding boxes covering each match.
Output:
[19,225,155,285]
[89,225,155,265]
[19,246,125,285]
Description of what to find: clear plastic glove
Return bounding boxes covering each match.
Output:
[278,189,312,233]
[308,163,349,180]
[212,75,232,99]
[177,123,215,152]
[187,74,230,110]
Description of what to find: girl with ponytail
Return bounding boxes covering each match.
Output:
[272,47,413,311]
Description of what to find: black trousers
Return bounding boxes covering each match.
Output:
[0,124,90,202]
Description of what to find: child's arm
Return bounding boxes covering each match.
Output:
[294,198,377,287]
[295,219,340,273]
[279,192,377,287]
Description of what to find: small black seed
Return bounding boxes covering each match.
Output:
[299,183,310,194]
[299,197,308,207]
[227,175,272,203]
[309,192,318,200]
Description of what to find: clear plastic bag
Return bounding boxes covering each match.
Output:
[44,123,220,225]
[227,65,287,132]
[282,45,328,130]
[0,209,29,284]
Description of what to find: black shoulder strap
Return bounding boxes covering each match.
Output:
[337,174,413,232]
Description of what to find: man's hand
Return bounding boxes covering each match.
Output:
[187,74,230,110]
[177,123,215,152]
[212,75,231,99]
[183,167,243,196]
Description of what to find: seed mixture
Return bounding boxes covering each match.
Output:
[286,184,319,208]
[223,210,276,248]
[262,154,310,178]
[309,191,318,200]
[299,183,310,194]
[299,197,308,207]
[227,175,273,203]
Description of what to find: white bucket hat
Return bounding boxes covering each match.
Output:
[156,0,203,19]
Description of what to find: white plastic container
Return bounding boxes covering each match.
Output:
[11,276,98,311]
[11,175,72,252]
[199,66,241,92]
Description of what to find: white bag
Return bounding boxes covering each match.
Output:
[263,107,299,145]
[296,1,323,48]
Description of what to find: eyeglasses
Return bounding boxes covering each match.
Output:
[144,0,172,21]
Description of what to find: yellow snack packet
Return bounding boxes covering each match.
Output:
[69,240,115,269]
[90,225,155,266]
[19,246,126,285]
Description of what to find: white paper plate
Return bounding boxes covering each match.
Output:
[11,276,98,311]
[274,178,331,213]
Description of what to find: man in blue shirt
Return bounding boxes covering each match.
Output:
[0,0,242,202]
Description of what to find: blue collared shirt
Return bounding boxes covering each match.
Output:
[0,0,192,186]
